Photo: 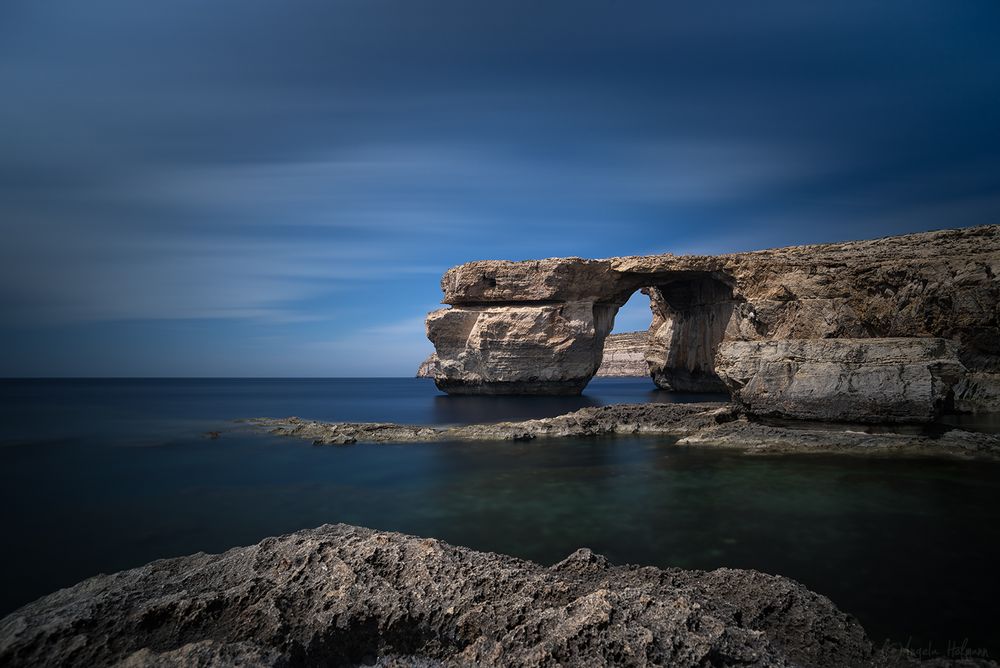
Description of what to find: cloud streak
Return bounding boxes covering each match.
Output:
[1,0,998,375]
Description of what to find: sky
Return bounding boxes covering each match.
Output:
[1,1,999,377]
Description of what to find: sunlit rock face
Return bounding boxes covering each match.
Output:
[418,331,653,379]
[716,338,966,423]
[416,353,440,378]
[425,301,617,395]
[426,225,1000,421]
[594,331,651,377]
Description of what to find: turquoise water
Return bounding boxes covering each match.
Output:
[1,378,998,658]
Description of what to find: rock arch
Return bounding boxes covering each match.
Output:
[425,226,1000,422]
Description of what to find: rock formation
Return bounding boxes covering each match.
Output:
[248,402,737,444]
[418,331,651,378]
[0,523,881,667]
[715,338,965,423]
[593,331,651,377]
[247,406,1000,459]
[425,225,1000,422]
[416,352,440,378]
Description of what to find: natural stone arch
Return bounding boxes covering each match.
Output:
[425,265,748,396]
[425,226,1000,422]
[591,272,742,392]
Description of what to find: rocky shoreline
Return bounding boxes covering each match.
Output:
[247,403,1000,459]
[0,523,972,667]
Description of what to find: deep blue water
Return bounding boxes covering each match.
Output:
[1,378,998,659]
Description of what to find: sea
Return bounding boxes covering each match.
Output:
[1,377,998,658]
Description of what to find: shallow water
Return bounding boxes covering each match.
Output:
[1,378,998,658]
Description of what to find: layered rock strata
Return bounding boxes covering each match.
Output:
[594,331,652,376]
[425,226,1000,421]
[418,331,653,378]
[676,418,1000,458]
[715,338,966,423]
[0,524,879,667]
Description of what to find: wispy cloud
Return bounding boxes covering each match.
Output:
[2,0,998,375]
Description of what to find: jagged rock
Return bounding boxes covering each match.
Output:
[954,372,1000,413]
[715,338,966,423]
[425,226,1000,421]
[0,523,879,667]
[416,353,440,378]
[115,641,283,667]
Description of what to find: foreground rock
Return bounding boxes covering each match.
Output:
[0,523,888,667]
[246,404,1000,459]
[425,225,1000,421]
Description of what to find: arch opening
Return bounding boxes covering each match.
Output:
[593,291,658,379]
[644,274,736,392]
[597,272,738,393]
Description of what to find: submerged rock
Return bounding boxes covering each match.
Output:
[248,402,737,444]
[0,523,880,667]
[245,403,1000,459]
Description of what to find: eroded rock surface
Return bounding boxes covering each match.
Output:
[245,405,1000,459]
[425,226,1000,421]
[677,419,1000,459]
[419,331,652,379]
[716,338,966,423]
[0,523,879,667]
[416,353,440,378]
[248,402,736,444]
[595,331,652,377]
[427,301,617,394]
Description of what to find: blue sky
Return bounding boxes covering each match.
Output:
[1,1,998,376]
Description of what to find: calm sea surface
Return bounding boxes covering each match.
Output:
[1,378,998,657]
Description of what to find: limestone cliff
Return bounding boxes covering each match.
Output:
[716,338,965,423]
[417,332,651,378]
[416,352,440,378]
[425,225,1000,422]
[594,331,651,376]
